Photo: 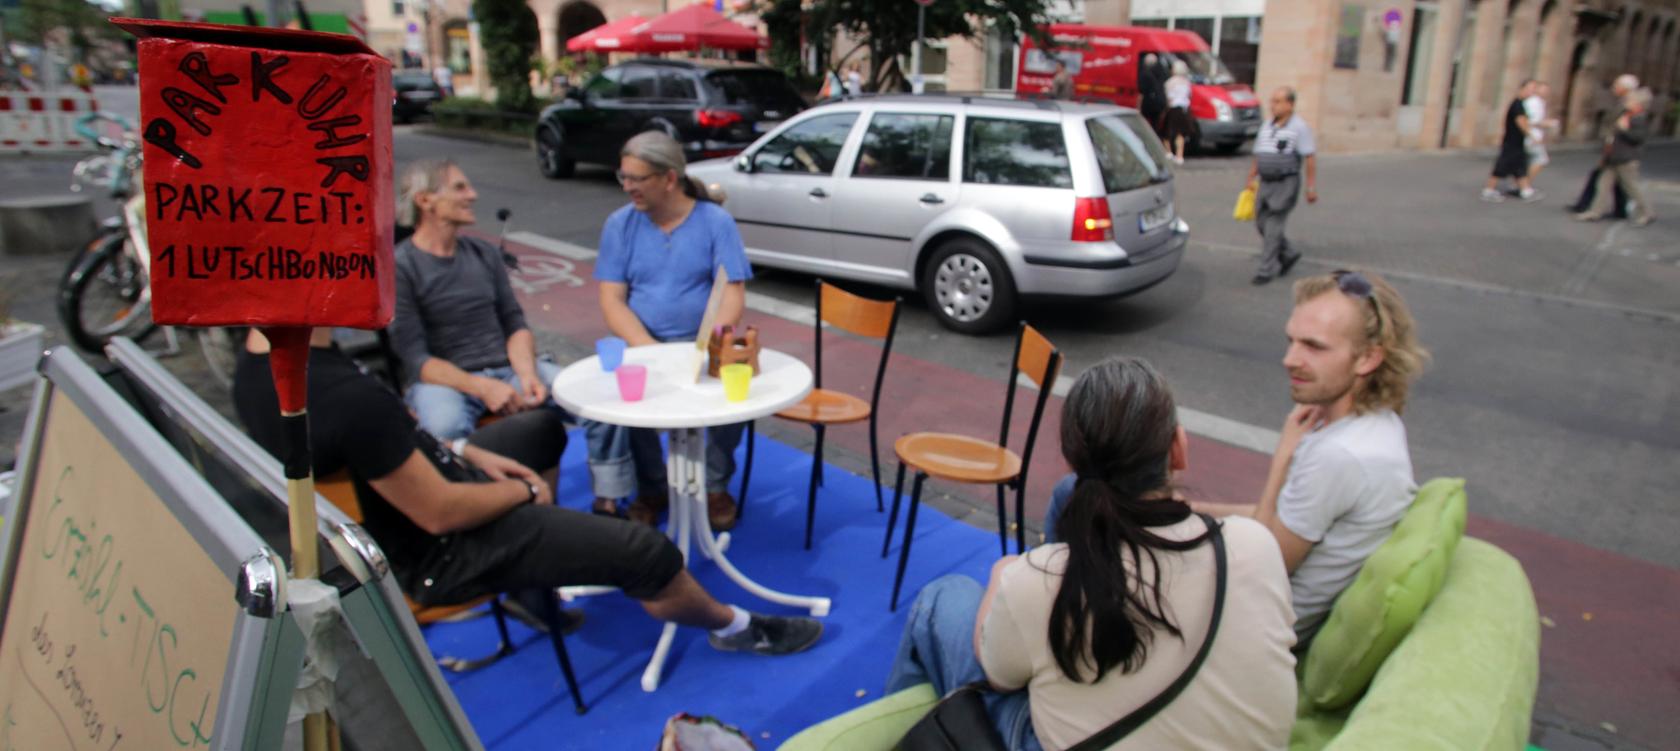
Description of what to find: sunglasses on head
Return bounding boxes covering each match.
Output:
[1333,269,1385,336]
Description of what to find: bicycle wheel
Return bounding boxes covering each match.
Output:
[197,327,244,390]
[57,229,155,353]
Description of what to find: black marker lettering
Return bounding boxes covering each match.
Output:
[178,52,237,104]
[261,187,286,223]
[316,156,369,188]
[174,187,202,222]
[297,75,347,120]
[330,192,352,224]
[224,246,244,280]
[307,115,366,150]
[156,244,175,277]
[228,187,254,221]
[153,183,178,221]
[143,119,201,169]
[199,185,221,218]
[250,53,293,104]
[160,87,219,137]
[292,192,314,225]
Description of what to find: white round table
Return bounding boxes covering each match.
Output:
[550,342,827,692]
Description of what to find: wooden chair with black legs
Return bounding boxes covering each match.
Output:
[736,280,901,549]
[316,471,588,714]
[880,322,1061,611]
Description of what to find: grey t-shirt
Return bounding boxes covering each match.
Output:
[390,236,528,385]
[1277,409,1416,641]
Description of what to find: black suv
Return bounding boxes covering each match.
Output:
[535,59,806,179]
[393,69,445,123]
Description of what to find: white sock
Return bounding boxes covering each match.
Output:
[711,605,751,638]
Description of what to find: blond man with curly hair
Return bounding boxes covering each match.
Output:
[1198,269,1428,644]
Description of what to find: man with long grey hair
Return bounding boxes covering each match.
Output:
[390,159,564,446]
[586,130,752,534]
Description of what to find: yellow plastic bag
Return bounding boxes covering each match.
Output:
[1233,187,1256,222]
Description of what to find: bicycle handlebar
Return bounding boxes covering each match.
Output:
[74,112,136,151]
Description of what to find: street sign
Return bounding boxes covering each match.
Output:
[1382,9,1403,30]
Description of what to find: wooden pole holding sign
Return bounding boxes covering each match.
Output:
[114,17,395,751]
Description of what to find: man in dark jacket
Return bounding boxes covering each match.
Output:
[1575,87,1656,227]
[1566,74,1637,217]
[1137,53,1168,135]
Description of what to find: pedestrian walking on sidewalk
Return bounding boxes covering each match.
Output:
[1575,87,1657,227]
[1161,60,1198,164]
[1523,82,1558,187]
[1567,74,1637,217]
[1482,80,1541,203]
[1246,86,1317,286]
[1050,58,1074,100]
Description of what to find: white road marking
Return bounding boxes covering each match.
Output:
[512,229,1287,453]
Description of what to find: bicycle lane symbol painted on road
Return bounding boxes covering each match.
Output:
[508,254,587,294]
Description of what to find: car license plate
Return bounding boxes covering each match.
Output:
[754,120,783,134]
[1245,124,1260,136]
[1140,204,1174,232]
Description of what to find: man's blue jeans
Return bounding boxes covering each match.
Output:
[1044,473,1078,544]
[406,359,564,441]
[584,420,744,500]
[886,575,1041,750]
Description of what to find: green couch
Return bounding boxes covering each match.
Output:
[780,480,1541,750]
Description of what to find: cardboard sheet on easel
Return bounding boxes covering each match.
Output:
[692,265,728,383]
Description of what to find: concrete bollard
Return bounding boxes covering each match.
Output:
[0,195,96,256]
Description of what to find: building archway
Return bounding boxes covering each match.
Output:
[558,1,607,55]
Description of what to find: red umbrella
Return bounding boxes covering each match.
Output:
[566,14,649,52]
[622,3,768,52]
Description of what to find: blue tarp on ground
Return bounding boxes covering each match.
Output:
[426,430,1007,749]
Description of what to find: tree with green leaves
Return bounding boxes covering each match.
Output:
[11,0,120,55]
[801,0,1053,92]
[472,0,539,112]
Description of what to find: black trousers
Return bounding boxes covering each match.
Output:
[1571,166,1629,216]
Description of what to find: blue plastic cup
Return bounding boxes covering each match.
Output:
[596,336,627,371]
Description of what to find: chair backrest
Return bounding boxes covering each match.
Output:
[999,323,1062,485]
[315,470,366,524]
[812,280,901,404]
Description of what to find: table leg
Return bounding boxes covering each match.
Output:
[641,622,679,693]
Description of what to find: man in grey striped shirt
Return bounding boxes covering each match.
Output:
[1246,87,1318,285]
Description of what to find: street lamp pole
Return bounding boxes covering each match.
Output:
[911,0,928,93]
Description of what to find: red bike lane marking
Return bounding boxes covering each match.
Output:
[493,234,1679,747]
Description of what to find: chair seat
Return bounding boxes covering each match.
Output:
[895,432,1022,484]
[409,594,498,625]
[776,388,872,424]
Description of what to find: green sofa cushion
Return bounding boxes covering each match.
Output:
[1301,477,1468,710]
[1316,538,1539,750]
[778,684,939,751]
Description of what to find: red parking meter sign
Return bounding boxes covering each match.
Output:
[115,18,395,329]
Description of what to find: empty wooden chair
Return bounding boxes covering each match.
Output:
[880,323,1061,611]
[738,281,901,550]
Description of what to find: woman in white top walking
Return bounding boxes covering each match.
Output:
[885,357,1299,750]
[1159,60,1197,164]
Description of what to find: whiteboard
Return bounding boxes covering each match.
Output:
[0,347,287,751]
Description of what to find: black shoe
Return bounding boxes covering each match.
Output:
[708,613,823,656]
[1251,274,1274,286]
[1279,253,1301,276]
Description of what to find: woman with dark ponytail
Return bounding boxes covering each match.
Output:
[886,357,1297,750]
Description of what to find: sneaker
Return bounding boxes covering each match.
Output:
[1632,215,1655,227]
[1251,273,1274,286]
[1480,189,1505,203]
[707,491,739,532]
[708,613,823,656]
[1572,211,1601,222]
[591,497,626,518]
[1520,189,1544,203]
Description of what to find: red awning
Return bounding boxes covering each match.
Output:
[565,14,649,53]
[619,3,768,52]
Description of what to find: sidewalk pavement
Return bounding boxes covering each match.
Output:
[493,232,1674,751]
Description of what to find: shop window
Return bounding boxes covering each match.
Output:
[1177,17,1216,47]
[1132,18,1170,29]
[1219,16,1261,85]
[983,26,1016,90]
[1402,4,1439,105]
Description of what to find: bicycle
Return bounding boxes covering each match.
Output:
[56,113,244,387]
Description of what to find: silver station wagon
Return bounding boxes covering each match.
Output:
[688,94,1189,333]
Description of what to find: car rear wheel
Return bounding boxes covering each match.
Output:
[537,125,574,179]
[922,238,1016,335]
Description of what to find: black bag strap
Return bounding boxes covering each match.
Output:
[1066,513,1228,751]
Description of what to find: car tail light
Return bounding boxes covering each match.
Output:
[696,109,744,129]
[1072,197,1114,242]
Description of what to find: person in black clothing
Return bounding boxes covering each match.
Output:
[1482,80,1540,203]
[1574,87,1656,227]
[1137,53,1168,136]
[232,328,823,656]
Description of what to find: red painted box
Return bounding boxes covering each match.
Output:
[115,18,394,329]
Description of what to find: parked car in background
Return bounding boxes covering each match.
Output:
[535,58,806,179]
[1017,25,1262,154]
[688,95,1189,334]
[393,69,445,123]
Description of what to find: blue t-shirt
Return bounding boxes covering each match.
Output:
[594,201,753,340]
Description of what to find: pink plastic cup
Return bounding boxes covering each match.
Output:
[615,364,648,402]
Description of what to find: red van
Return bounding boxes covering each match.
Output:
[1017,24,1262,153]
